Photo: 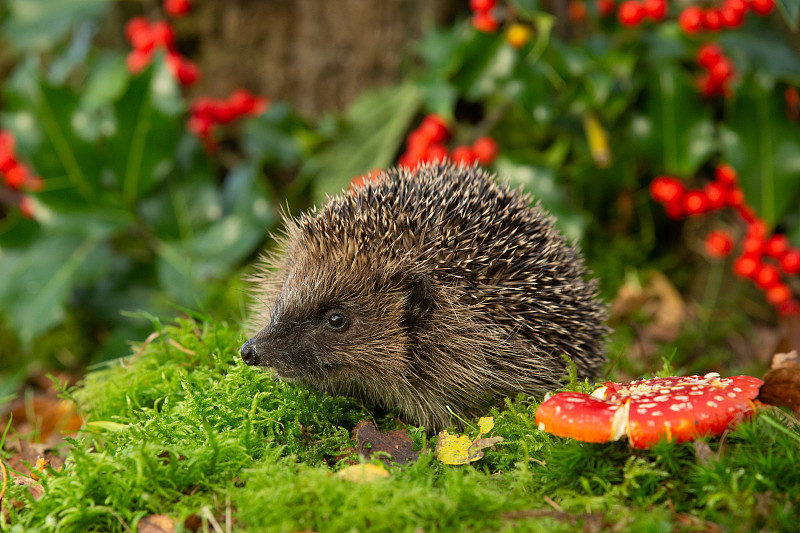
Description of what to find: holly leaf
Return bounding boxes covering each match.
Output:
[720,76,800,226]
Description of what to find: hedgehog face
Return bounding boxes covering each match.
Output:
[240,261,432,394]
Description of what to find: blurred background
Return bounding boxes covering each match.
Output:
[2,0,800,406]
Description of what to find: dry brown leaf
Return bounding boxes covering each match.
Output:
[353,420,419,468]
[610,272,688,362]
[758,350,800,414]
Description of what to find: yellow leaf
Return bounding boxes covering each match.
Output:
[335,463,390,482]
[582,112,611,168]
[477,416,494,435]
[434,430,474,465]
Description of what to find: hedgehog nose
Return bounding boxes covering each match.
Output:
[240,338,258,366]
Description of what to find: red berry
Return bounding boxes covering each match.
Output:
[166,54,199,86]
[451,146,477,165]
[469,0,497,13]
[618,1,645,26]
[664,198,684,219]
[419,115,450,144]
[697,73,723,98]
[715,163,738,187]
[150,21,176,51]
[164,0,192,17]
[724,0,748,16]
[743,235,765,255]
[130,25,155,53]
[734,254,761,278]
[766,234,790,258]
[125,16,150,42]
[649,176,685,203]
[683,190,708,216]
[642,0,667,19]
[212,101,237,124]
[2,162,28,189]
[702,8,723,31]
[126,49,153,74]
[725,187,745,207]
[709,57,735,84]
[472,12,500,33]
[766,284,792,306]
[781,250,800,274]
[703,182,726,209]
[229,89,256,115]
[755,264,782,289]
[596,0,616,16]
[720,3,745,27]
[750,0,775,16]
[705,230,734,257]
[187,115,214,137]
[697,44,723,69]
[679,6,704,34]
[747,220,768,238]
[423,144,449,163]
[473,137,499,165]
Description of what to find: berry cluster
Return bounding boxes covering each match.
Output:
[617,0,668,27]
[124,16,199,86]
[650,165,800,315]
[397,115,499,169]
[678,0,773,34]
[188,90,270,153]
[696,43,736,98]
[470,0,500,33]
[0,130,41,219]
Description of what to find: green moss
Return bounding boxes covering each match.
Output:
[4,318,799,532]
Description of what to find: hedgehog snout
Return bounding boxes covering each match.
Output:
[240,337,259,366]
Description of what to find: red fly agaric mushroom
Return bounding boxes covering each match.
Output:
[535,373,763,449]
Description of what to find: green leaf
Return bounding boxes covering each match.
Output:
[776,0,800,31]
[720,75,800,226]
[36,83,103,199]
[639,65,714,176]
[0,0,111,53]
[155,215,264,306]
[106,63,182,203]
[0,236,110,345]
[307,83,422,202]
[82,54,130,110]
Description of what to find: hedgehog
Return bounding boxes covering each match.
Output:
[240,163,607,430]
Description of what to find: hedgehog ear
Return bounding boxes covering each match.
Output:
[403,274,434,326]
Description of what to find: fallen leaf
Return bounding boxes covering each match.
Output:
[477,416,494,434]
[434,431,474,465]
[612,271,688,334]
[435,421,504,465]
[353,420,419,467]
[758,351,800,414]
[335,463,390,482]
[137,514,176,533]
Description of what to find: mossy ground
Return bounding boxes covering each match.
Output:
[3,317,799,532]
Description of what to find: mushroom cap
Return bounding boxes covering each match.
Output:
[535,392,627,443]
[535,373,763,449]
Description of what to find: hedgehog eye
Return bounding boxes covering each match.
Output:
[323,310,349,331]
